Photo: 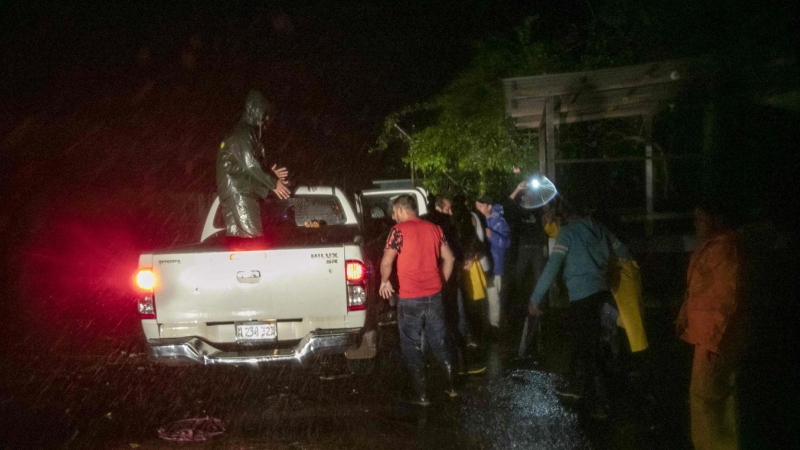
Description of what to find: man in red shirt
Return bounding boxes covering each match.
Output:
[380,194,456,405]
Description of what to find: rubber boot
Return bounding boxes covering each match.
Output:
[408,369,430,406]
[444,363,459,398]
[589,375,610,419]
[454,341,467,376]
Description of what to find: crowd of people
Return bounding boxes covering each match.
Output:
[217,89,748,449]
[377,186,747,450]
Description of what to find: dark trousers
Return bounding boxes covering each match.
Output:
[568,290,615,400]
[514,243,546,303]
[397,292,454,396]
[506,243,546,328]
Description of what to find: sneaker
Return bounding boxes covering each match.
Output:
[467,365,487,375]
[404,394,431,406]
[445,388,459,398]
[465,337,478,349]
[555,381,583,400]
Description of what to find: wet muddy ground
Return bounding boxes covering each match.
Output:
[1,250,797,449]
[0,302,692,449]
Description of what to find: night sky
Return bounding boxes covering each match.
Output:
[1,1,798,247]
[1,1,543,193]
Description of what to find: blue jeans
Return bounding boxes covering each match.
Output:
[397,292,454,395]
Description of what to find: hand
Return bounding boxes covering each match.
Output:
[511,181,526,198]
[528,302,543,316]
[485,228,492,239]
[379,280,395,299]
[272,182,291,199]
[463,259,474,271]
[271,164,289,182]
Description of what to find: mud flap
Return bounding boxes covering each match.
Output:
[345,329,377,359]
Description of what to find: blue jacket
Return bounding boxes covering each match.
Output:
[530,217,632,306]
[486,204,511,276]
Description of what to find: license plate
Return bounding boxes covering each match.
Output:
[235,321,277,341]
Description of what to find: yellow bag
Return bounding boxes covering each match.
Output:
[463,259,487,301]
[544,221,560,238]
[609,259,649,352]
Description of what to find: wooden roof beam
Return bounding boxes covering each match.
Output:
[503,58,714,98]
[507,82,686,119]
[513,103,661,128]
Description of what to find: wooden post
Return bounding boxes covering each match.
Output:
[538,116,546,173]
[544,96,566,307]
[643,115,654,236]
[545,96,558,183]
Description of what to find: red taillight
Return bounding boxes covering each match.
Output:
[133,268,156,318]
[135,268,156,291]
[345,261,366,283]
[346,260,368,311]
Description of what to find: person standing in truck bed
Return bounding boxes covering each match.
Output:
[216,89,291,241]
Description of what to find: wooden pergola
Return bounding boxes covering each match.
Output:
[503,59,716,234]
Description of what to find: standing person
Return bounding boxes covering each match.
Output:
[379,194,457,405]
[475,196,511,333]
[465,197,491,275]
[676,200,746,450]
[423,196,469,368]
[216,89,291,242]
[503,182,549,325]
[527,195,632,418]
[452,194,488,347]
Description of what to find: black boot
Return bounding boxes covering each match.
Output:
[443,363,459,398]
[588,375,610,419]
[408,369,430,406]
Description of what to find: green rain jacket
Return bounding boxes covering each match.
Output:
[216,89,278,237]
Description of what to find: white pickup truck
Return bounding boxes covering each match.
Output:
[132,185,429,366]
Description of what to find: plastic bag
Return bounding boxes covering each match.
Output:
[609,259,649,352]
[157,416,225,442]
[463,259,487,301]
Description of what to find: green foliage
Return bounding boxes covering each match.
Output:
[373,0,795,199]
[372,24,549,197]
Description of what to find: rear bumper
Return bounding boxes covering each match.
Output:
[146,328,362,366]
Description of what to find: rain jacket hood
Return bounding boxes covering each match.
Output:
[242,89,269,126]
[492,203,504,217]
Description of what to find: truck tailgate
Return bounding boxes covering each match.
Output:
[153,247,346,323]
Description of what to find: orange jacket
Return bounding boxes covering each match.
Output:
[679,231,742,354]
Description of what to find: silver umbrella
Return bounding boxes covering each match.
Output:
[518,174,558,209]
